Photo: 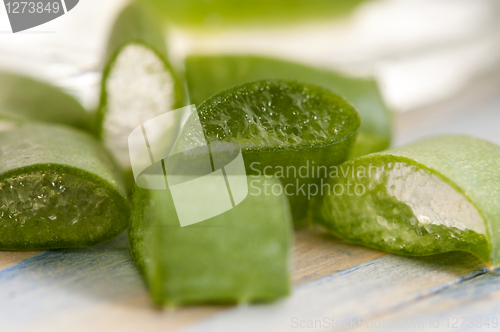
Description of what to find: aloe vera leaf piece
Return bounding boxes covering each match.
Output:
[183,79,360,224]
[0,71,93,133]
[128,176,292,306]
[96,2,185,178]
[141,0,370,28]
[184,55,391,159]
[314,135,500,268]
[0,123,130,250]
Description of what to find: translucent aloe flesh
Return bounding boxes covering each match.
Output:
[314,135,500,268]
[128,176,292,306]
[0,71,93,133]
[0,124,129,250]
[97,3,185,174]
[182,79,360,224]
[142,0,370,28]
[184,55,391,158]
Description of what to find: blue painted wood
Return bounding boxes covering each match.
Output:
[367,270,500,331]
[0,234,147,331]
[178,253,486,332]
[0,232,489,332]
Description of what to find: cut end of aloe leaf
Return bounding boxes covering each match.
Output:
[316,159,489,261]
[98,2,185,175]
[103,43,176,168]
[194,79,360,151]
[314,135,500,265]
[0,169,128,249]
[181,79,360,225]
[184,55,391,159]
[0,123,129,250]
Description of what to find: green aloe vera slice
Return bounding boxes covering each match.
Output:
[0,123,129,250]
[142,0,369,28]
[180,79,360,224]
[96,2,185,177]
[0,71,93,133]
[313,135,500,268]
[128,176,292,306]
[184,55,391,159]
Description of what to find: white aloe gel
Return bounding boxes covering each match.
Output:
[104,44,176,169]
[381,162,486,236]
[317,136,500,267]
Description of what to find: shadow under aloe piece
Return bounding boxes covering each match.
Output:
[0,123,129,250]
[313,135,500,269]
[0,71,93,133]
[129,176,293,306]
[185,55,391,158]
[181,79,360,225]
[97,2,185,184]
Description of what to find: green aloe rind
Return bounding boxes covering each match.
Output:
[96,2,185,176]
[0,123,129,250]
[101,3,169,68]
[184,55,391,158]
[314,135,500,268]
[141,0,370,28]
[0,71,93,133]
[185,79,360,224]
[128,176,293,306]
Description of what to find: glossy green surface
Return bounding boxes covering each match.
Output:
[0,71,93,133]
[128,176,292,306]
[187,79,360,224]
[185,55,391,158]
[0,124,129,250]
[141,0,370,28]
[314,135,500,267]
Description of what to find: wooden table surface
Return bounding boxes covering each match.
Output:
[1,78,499,332]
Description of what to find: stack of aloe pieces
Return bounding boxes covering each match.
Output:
[0,71,129,249]
[2,1,500,309]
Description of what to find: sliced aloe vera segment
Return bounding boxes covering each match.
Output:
[97,2,185,175]
[313,135,500,267]
[0,123,129,250]
[181,79,360,224]
[128,176,292,306]
[142,0,369,28]
[185,55,391,158]
[0,71,93,133]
